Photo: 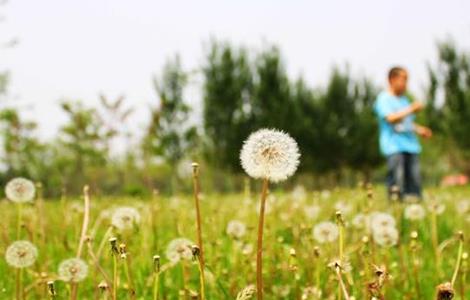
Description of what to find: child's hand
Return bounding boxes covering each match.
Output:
[415,125,432,138]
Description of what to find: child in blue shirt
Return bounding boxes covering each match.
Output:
[374,66,432,200]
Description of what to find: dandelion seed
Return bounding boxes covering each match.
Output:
[404,204,426,221]
[240,129,300,183]
[166,238,194,263]
[5,240,38,268]
[313,221,339,244]
[226,220,247,239]
[111,207,141,230]
[5,178,36,203]
[58,258,88,282]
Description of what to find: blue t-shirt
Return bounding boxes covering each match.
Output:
[373,91,421,156]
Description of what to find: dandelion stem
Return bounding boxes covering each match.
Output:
[16,203,22,239]
[112,254,118,300]
[76,185,90,258]
[256,178,269,300]
[430,209,441,275]
[16,268,22,300]
[451,232,464,287]
[191,163,206,299]
[152,255,160,300]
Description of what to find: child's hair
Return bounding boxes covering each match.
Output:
[388,66,407,81]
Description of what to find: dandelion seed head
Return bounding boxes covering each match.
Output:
[111,206,141,230]
[313,221,339,244]
[58,258,88,282]
[166,238,193,263]
[404,204,426,221]
[240,129,300,183]
[5,177,36,203]
[5,240,38,268]
[371,212,396,229]
[372,226,399,247]
[226,220,247,239]
[304,205,321,220]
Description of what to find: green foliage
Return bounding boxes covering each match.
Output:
[426,40,470,173]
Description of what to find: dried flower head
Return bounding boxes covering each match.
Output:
[5,177,36,203]
[58,258,88,282]
[5,240,38,268]
[111,206,141,230]
[166,238,193,263]
[313,221,339,244]
[226,220,247,239]
[240,129,300,183]
[236,284,256,300]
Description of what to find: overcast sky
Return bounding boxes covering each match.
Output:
[1,0,470,141]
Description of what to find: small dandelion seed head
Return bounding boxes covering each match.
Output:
[313,221,339,244]
[240,129,300,183]
[5,240,38,268]
[58,258,88,283]
[5,177,36,203]
[404,204,426,221]
[166,238,193,263]
[372,226,399,248]
[111,206,141,231]
[226,220,247,239]
[371,212,396,230]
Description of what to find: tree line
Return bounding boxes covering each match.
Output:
[1,39,469,196]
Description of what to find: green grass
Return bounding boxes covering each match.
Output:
[0,185,469,299]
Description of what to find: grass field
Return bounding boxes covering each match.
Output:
[1,183,469,300]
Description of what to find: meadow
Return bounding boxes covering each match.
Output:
[0,182,469,299]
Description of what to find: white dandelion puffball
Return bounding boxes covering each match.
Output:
[372,226,399,247]
[240,129,300,183]
[111,207,141,230]
[334,201,352,215]
[58,258,88,282]
[166,238,193,263]
[352,213,369,229]
[5,240,38,268]
[404,204,426,221]
[313,221,339,244]
[427,202,445,215]
[304,205,321,220]
[226,220,247,239]
[370,212,396,229]
[5,177,36,203]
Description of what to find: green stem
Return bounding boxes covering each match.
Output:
[451,237,464,286]
[256,178,269,300]
[153,272,160,300]
[17,203,22,239]
[112,255,118,300]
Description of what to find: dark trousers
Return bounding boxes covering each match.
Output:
[386,152,422,199]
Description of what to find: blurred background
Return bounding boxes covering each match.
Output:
[1,0,470,196]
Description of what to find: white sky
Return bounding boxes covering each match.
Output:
[1,0,470,142]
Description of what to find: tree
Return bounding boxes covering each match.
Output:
[427,41,470,174]
[142,55,197,166]
[202,41,253,171]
